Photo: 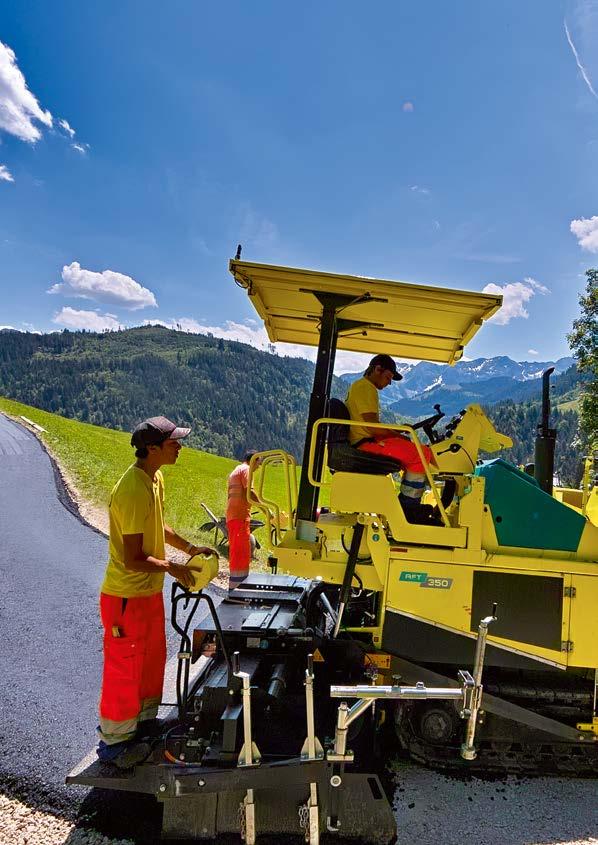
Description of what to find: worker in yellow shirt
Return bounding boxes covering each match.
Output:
[97,416,215,768]
[346,354,436,522]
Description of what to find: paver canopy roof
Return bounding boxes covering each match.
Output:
[230,260,502,364]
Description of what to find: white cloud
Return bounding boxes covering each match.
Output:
[0,164,14,182]
[524,275,550,294]
[528,349,539,356]
[0,41,53,142]
[570,215,598,252]
[142,317,379,374]
[402,101,414,112]
[483,277,549,325]
[564,18,598,101]
[58,118,75,137]
[334,350,372,373]
[71,142,89,155]
[144,317,274,347]
[53,307,123,332]
[144,316,314,359]
[48,261,157,310]
[409,185,430,195]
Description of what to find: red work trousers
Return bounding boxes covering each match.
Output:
[359,435,434,473]
[227,517,251,589]
[98,591,166,745]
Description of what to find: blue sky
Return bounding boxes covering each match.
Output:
[1,0,597,371]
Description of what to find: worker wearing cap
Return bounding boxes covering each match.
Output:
[346,354,436,521]
[226,450,260,593]
[97,416,215,767]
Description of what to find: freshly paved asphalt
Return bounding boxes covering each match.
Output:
[0,414,217,840]
[0,414,108,790]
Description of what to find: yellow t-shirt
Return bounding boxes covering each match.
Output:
[345,376,379,445]
[101,465,166,598]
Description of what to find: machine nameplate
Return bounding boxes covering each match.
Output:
[400,571,453,589]
[400,571,427,583]
[421,577,453,590]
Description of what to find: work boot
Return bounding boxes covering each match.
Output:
[97,738,152,769]
[398,494,442,526]
[113,740,153,769]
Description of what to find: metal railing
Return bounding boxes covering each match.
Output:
[582,449,597,516]
[247,450,298,546]
[307,416,451,527]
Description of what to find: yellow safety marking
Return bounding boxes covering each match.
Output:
[365,652,392,669]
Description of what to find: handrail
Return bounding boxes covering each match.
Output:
[581,448,596,516]
[247,450,297,547]
[307,417,450,527]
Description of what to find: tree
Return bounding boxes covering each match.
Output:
[567,268,597,447]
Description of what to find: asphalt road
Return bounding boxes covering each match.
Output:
[0,414,210,838]
[0,413,597,845]
[0,413,108,789]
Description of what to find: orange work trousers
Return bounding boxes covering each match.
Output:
[359,435,434,473]
[98,591,166,745]
[227,517,250,589]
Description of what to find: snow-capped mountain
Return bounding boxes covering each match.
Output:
[338,356,575,416]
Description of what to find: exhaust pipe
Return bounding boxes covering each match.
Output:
[534,367,556,494]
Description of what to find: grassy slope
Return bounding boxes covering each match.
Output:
[0,397,295,548]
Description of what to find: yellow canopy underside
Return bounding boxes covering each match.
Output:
[230,260,502,365]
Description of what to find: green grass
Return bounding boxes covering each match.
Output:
[556,397,580,413]
[0,396,297,549]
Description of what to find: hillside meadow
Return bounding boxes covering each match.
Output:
[0,397,303,551]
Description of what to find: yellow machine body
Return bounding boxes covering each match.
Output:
[233,259,598,744]
[267,416,598,673]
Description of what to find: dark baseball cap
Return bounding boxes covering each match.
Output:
[131,416,191,448]
[369,354,403,381]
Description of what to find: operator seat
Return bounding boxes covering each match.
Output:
[327,398,403,475]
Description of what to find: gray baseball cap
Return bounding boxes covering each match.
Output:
[131,416,191,448]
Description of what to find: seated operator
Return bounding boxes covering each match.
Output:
[345,354,436,523]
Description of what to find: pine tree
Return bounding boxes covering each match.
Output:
[567,268,597,448]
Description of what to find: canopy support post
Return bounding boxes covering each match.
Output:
[296,295,342,525]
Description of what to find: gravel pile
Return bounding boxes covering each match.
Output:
[0,794,132,845]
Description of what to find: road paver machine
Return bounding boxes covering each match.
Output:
[68,259,597,843]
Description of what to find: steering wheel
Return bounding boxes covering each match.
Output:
[411,404,445,444]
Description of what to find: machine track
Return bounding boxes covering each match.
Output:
[398,731,598,777]
[394,700,598,778]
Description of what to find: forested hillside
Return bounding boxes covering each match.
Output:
[482,364,587,487]
[0,326,584,483]
[0,326,346,460]
[485,400,582,487]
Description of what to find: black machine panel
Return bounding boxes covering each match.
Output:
[193,573,314,650]
[470,571,564,652]
[382,610,548,669]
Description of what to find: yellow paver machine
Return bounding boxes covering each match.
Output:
[232,258,598,766]
[68,257,597,844]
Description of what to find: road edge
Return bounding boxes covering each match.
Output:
[0,411,106,539]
